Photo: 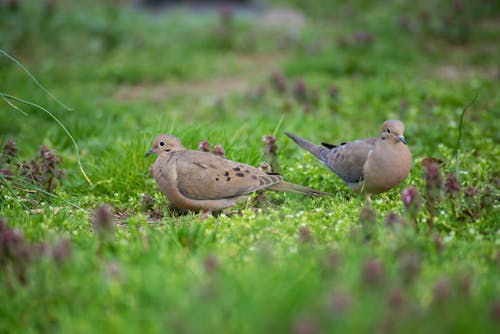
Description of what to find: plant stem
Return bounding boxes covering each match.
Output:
[454,94,478,181]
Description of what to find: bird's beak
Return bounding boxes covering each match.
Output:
[144,148,155,157]
[397,135,407,145]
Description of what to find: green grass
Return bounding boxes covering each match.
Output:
[1,0,499,333]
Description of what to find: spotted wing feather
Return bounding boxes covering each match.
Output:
[175,151,282,200]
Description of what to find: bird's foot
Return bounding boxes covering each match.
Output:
[365,194,372,204]
[200,211,212,220]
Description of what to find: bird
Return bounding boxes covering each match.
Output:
[145,134,330,218]
[285,120,411,196]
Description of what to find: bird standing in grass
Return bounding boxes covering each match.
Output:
[285,120,412,197]
[145,134,330,218]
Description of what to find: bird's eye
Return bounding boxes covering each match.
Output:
[386,128,392,134]
[159,141,165,147]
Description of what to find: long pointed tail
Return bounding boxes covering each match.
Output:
[285,132,326,160]
[270,181,332,197]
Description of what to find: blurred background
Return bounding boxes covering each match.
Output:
[1,0,499,187]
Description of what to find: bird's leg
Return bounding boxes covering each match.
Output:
[365,194,372,204]
[200,211,212,220]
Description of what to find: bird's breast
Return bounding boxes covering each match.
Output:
[363,144,411,194]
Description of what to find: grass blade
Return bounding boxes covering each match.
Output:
[454,94,478,181]
[0,92,93,185]
[0,49,74,111]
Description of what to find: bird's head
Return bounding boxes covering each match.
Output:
[145,134,185,157]
[380,120,407,145]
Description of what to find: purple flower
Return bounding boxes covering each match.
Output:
[385,211,405,228]
[402,187,419,210]
[330,289,352,313]
[433,276,451,303]
[212,144,225,157]
[204,254,219,274]
[402,187,422,222]
[324,249,342,272]
[92,204,114,235]
[298,225,314,243]
[398,252,421,284]
[387,288,405,310]
[362,258,384,286]
[292,316,318,334]
[16,145,65,192]
[198,139,211,152]
[262,135,278,154]
[32,242,50,257]
[270,71,287,93]
[353,31,374,45]
[0,227,31,263]
[463,185,480,198]
[444,173,460,196]
[424,162,443,197]
[359,205,377,224]
[41,148,63,178]
[2,139,18,159]
[293,79,307,102]
[141,193,155,212]
[19,159,39,182]
[0,222,32,284]
[52,238,72,265]
[0,168,14,177]
[328,85,339,99]
[422,161,443,229]
[262,135,280,173]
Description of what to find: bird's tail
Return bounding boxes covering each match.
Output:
[285,132,327,160]
[270,181,332,197]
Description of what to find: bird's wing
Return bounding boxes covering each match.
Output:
[322,138,376,183]
[174,150,282,200]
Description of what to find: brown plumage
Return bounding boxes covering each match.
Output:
[285,120,412,195]
[145,134,330,215]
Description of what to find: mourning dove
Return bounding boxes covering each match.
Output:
[145,134,330,216]
[285,120,411,195]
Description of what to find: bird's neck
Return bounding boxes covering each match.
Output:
[375,138,405,155]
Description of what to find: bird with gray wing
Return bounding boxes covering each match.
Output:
[145,134,331,218]
[285,120,411,196]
